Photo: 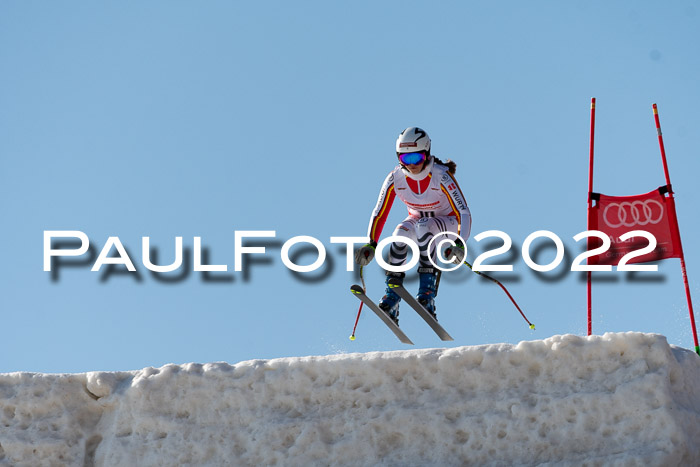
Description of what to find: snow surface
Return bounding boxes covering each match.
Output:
[1,332,699,466]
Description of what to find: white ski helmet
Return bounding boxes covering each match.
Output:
[396,127,431,155]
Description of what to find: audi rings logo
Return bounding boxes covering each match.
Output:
[603,199,664,228]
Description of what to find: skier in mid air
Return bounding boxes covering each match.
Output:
[354,127,472,325]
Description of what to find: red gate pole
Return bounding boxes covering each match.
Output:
[653,103,700,355]
[587,98,596,336]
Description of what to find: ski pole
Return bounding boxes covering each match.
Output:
[350,302,363,341]
[349,265,366,341]
[463,261,535,329]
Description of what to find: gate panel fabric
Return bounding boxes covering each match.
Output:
[587,187,682,266]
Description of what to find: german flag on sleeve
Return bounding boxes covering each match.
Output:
[368,182,396,243]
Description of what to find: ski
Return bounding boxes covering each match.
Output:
[350,285,414,345]
[387,278,454,341]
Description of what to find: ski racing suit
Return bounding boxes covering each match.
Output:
[367,156,472,269]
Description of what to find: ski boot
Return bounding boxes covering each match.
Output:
[378,271,404,325]
[417,267,438,320]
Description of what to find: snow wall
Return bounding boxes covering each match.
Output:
[1,332,699,466]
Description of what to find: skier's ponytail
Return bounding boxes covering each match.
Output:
[433,156,457,175]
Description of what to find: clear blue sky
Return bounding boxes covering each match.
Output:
[2,1,699,373]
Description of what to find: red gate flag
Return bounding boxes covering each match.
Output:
[587,99,698,355]
[587,186,683,266]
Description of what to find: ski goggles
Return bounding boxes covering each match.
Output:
[398,151,427,166]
